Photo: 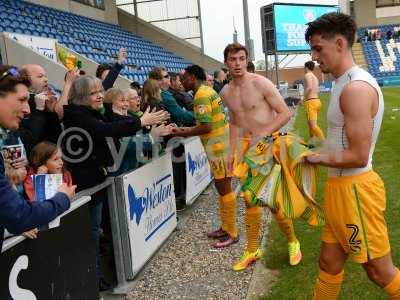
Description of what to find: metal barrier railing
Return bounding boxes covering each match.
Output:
[1,137,211,296]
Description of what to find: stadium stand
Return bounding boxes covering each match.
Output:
[0,0,191,84]
[359,24,400,84]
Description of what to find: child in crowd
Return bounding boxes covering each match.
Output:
[24,141,73,202]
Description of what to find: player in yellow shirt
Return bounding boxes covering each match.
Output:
[171,65,238,248]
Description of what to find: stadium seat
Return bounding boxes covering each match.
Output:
[0,0,192,81]
[359,25,400,80]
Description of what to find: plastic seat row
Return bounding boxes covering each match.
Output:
[358,25,400,78]
[0,0,192,80]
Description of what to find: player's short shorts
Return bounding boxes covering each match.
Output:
[207,137,251,180]
[203,138,229,180]
[321,170,391,263]
[232,137,251,180]
[232,134,279,180]
[207,156,229,180]
[304,98,321,122]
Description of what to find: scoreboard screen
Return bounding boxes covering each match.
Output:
[274,4,338,52]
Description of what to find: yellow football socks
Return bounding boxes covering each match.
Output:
[273,211,298,243]
[384,270,400,300]
[221,192,238,238]
[312,269,344,300]
[218,196,227,233]
[245,206,262,253]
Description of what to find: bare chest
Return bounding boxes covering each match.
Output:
[225,84,264,113]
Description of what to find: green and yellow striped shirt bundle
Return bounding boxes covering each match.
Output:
[241,132,325,227]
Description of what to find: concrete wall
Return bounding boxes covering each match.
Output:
[377,17,400,25]
[377,6,400,24]
[352,2,400,26]
[354,0,377,26]
[338,0,350,14]
[26,0,118,24]
[117,9,224,73]
[376,5,400,19]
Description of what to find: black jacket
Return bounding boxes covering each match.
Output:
[103,103,136,150]
[62,104,142,191]
[169,89,194,111]
[102,63,123,91]
[16,95,62,157]
[213,81,225,94]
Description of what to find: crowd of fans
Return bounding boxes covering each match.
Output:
[0,48,240,291]
[363,27,400,41]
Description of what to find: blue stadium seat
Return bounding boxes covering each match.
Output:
[360,25,400,78]
[0,0,192,77]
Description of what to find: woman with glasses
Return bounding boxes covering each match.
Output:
[149,67,195,127]
[62,75,170,291]
[124,88,143,118]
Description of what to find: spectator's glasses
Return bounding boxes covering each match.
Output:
[0,67,20,82]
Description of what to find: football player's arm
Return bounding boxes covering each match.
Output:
[253,76,292,137]
[220,89,238,154]
[171,123,211,137]
[172,95,213,137]
[306,81,375,168]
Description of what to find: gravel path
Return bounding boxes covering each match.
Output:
[121,107,298,300]
[124,184,266,300]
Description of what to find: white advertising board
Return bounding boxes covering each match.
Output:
[122,153,177,275]
[7,33,57,62]
[184,137,212,205]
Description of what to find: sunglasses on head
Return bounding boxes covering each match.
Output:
[0,67,20,82]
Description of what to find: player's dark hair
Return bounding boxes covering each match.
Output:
[184,65,206,81]
[304,61,315,71]
[305,12,357,48]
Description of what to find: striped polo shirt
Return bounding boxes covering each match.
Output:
[193,85,228,157]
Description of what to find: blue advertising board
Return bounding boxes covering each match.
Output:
[274,4,338,52]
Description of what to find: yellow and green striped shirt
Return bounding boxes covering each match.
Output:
[194,85,228,158]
